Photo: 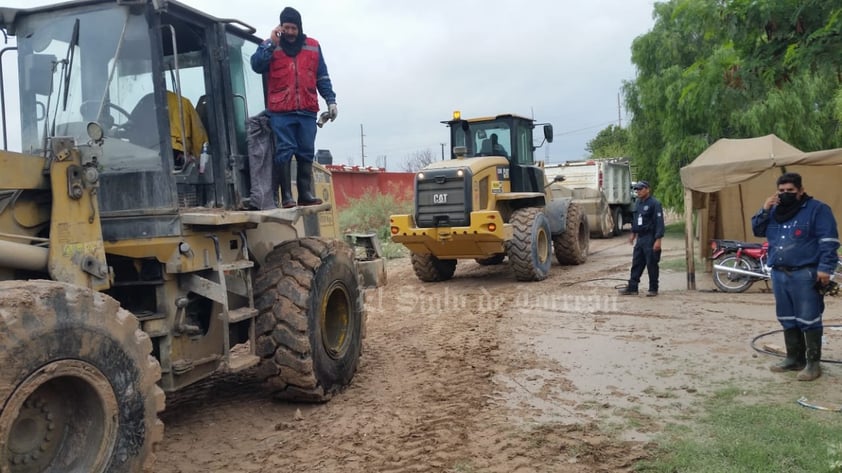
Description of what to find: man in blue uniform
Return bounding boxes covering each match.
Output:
[620,181,665,297]
[752,172,839,381]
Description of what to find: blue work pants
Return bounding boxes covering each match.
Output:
[627,235,661,292]
[771,267,823,331]
[269,113,317,165]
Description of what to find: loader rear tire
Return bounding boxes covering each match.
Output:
[0,280,164,473]
[411,252,457,282]
[554,202,589,265]
[475,254,505,266]
[507,207,553,281]
[254,238,364,402]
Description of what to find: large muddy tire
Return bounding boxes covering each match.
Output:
[554,202,589,265]
[612,207,624,237]
[0,280,164,473]
[475,254,505,266]
[254,238,364,402]
[507,207,553,281]
[410,252,457,282]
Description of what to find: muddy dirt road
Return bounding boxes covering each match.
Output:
[156,235,842,472]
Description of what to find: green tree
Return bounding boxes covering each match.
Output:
[586,125,630,158]
[625,0,842,209]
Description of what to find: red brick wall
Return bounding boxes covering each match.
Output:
[327,166,415,209]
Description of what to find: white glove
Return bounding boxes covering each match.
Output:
[328,103,338,121]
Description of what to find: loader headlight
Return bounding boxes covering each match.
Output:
[456,169,464,177]
[417,172,425,180]
[86,122,104,144]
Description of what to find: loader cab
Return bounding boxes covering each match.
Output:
[446,113,552,194]
[2,0,264,240]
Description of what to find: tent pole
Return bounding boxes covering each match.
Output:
[684,188,696,290]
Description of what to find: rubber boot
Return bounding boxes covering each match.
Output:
[296,159,323,206]
[770,328,806,372]
[797,329,822,381]
[279,160,296,208]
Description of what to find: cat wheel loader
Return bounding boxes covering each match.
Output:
[0,1,384,471]
[390,112,589,282]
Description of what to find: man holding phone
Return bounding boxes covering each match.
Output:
[752,172,839,381]
[250,6,337,208]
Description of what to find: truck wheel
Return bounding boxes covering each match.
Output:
[612,207,623,236]
[554,202,589,265]
[475,254,505,266]
[508,207,553,281]
[0,281,164,473]
[410,252,457,282]
[254,238,364,402]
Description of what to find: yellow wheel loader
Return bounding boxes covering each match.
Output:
[390,112,589,282]
[0,1,384,471]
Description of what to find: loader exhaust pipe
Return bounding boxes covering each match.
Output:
[0,239,49,272]
[712,263,768,280]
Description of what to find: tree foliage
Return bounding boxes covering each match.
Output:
[625,0,842,209]
[586,124,630,158]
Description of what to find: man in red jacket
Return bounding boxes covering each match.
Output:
[251,7,337,208]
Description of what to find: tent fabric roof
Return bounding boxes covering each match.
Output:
[682,134,842,193]
[680,135,804,193]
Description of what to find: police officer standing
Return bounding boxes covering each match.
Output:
[752,172,839,381]
[620,181,665,297]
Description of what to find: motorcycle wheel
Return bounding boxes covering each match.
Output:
[712,255,759,293]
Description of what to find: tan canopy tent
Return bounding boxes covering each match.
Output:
[679,134,842,289]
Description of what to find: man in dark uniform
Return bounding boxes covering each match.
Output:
[752,172,839,381]
[620,181,665,296]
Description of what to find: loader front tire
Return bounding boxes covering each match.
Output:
[254,238,364,402]
[475,254,505,266]
[411,252,457,282]
[507,207,553,281]
[0,281,164,473]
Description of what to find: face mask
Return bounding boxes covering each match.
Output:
[778,192,799,206]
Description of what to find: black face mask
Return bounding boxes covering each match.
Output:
[778,192,799,206]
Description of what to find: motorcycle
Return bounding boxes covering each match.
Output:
[710,239,842,294]
[710,239,770,293]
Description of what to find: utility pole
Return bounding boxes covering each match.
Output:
[440,142,446,161]
[617,92,622,128]
[360,124,366,167]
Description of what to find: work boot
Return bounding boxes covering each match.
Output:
[618,286,638,296]
[797,329,822,381]
[770,328,806,372]
[278,160,296,208]
[296,159,323,206]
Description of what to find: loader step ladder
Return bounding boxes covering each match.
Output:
[215,231,260,372]
[180,232,260,372]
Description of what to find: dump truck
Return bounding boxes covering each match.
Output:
[0,1,384,471]
[544,158,635,238]
[390,112,589,282]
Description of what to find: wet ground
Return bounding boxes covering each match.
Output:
[156,234,842,472]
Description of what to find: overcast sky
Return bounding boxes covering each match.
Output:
[2,0,656,170]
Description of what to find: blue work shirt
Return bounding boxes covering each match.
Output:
[751,197,840,274]
[631,196,665,240]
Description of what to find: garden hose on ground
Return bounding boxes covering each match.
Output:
[750,325,842,364]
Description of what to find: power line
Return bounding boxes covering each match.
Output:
[553,119,619,137]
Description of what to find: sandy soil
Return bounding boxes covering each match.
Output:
[155,234,842,472]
